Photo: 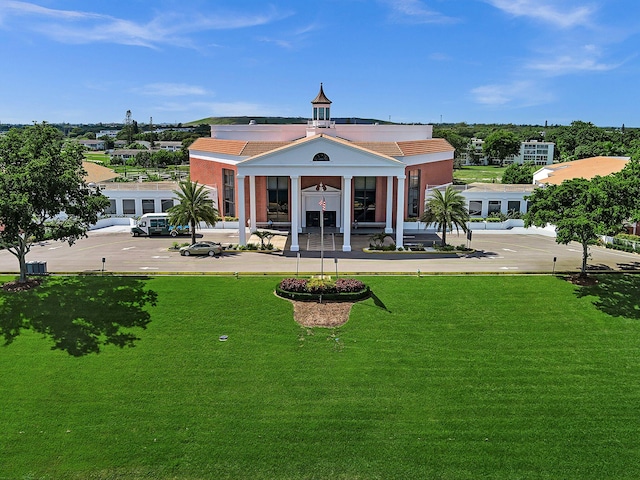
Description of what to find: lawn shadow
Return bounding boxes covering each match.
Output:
[0,275,157,356]
[369,290,391,312]
[574,274,640,320]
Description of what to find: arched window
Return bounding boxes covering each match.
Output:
[313,152,330,162]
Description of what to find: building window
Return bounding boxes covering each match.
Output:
[161,199,174,212]
[105,199,116,215]
[407,170,420,218]
[313,152,330,162]
[267,176,289,222]
[142,199,155,214]
[354,177,376,222]
[507,200,521,215]
[469,200,482,217]
[123,199,136,215]
[223,169,235,217]
[488,200,501,215]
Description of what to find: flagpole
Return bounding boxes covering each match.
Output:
[320,207,324,278]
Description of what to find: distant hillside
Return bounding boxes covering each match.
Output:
[185,117,395,126]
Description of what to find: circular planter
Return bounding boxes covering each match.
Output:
[275,285,371,302]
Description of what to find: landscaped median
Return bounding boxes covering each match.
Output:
[364,244,474,254]
[275,276,371,302]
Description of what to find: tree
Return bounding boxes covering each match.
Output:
[0,123,110,283]
[420,186,469,246]
[524,177,628,277]
[167,180,219,245]
[502,162,535,184]
[483,130,521,165]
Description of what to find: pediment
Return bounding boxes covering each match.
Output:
[238,134,404,169]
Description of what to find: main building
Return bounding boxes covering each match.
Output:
[188,85,455,251]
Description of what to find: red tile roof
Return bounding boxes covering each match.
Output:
[189,135,454,158]
[189,137,247,156]
[537,156,629,185]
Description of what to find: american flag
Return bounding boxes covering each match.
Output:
[319,196,326,211]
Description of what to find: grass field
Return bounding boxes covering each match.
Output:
[454,165,506,184]
[1,274,640,479]
[83,152,110,163]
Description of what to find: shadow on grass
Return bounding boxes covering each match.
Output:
[574,274,640,320]
[0,275,157,356]
[370,291,390,312]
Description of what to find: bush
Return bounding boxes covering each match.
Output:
[279,278,307,293]
[335,278,365,293]
[307,278,336,294]
[277,277,370,301]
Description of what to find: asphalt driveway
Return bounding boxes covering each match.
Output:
[1,228,639,276]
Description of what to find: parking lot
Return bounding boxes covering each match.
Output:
[1,227,639,276]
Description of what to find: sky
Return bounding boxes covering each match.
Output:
[1,0,639,127]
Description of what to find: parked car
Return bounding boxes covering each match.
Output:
[179,242,223,257]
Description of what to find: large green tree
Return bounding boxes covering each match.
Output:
[0,123,110,282]
[167,180,219,245]
[524,177,629,277]
[483,130,521,165]
[420,186,469,246]
[502,162,535,184]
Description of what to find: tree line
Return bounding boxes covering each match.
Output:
[434,120,640,164]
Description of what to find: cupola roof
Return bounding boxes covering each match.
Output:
[311,83,332,105]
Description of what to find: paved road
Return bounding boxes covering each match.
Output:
[1,227,639,276]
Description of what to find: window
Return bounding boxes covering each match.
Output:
[407,170,420,218]
[223,169,235,217]
[507,200,521,215]
[313,152,330,162]
[267,176,289,222]
[488,200,501,215]
[105,199,116,215]
[354,177,376,222]
[142,199,155,214]
[161,199,174,212]
[123,199,136,215]
[469,200,482,217]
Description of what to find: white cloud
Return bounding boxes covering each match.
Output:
[485,0,596,28]
[134,83,209,97]
[471,81,553,107]
[527,44,625,76]
[380,0,459,24]
[0,1,288,48]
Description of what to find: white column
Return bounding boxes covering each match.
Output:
[290,176,300,252]
[385,175,394,234]
[249,175,257,232]
[342,175,352,252]
[395,175,406,248]
[237,175,247,246]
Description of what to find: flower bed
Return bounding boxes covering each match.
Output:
[276,277,371,302]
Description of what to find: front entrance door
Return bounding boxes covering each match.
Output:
[306,211,336,227]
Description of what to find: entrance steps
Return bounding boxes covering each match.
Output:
[305,232,336,251]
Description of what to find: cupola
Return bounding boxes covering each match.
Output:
[311,83,332,128]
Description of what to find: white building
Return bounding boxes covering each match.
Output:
[466,138,555,166]
[188,84,455,251]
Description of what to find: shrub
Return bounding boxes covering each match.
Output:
[279,278,307,293]
[307,278,336,294]
[335,278,365,293]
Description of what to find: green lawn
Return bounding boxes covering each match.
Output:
[454,165,506,184]
[83,152,110,163]
[2,274,640,479]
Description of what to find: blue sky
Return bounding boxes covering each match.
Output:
[1,0,638,126]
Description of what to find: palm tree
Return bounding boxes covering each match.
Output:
[420,186,469,246]
[168,180,219,245]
